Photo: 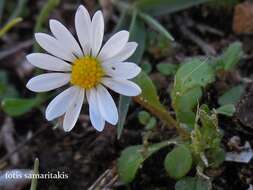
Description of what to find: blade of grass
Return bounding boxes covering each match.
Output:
[117,10,146,139]
[8,0,28,21]
[117,11,137,139]
[135,0,211,16]
[139,11,174,41]
[128,13,146,64]
[30,158,39,190]
[0,17,22,38]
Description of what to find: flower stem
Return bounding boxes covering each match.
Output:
[133,96,190,139]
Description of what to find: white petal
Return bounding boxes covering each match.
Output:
[86,89,105,131]
[98,30,129,61]
[49,19,83,57]
[35,33,76,62]
[96,85,118,125]
[75,5,92,55]
[102,78,141,96]
[27,53,72,72]
[63,88,84,132]
[26,73,70,92]
[103,62,141,79]
[102,42,137,64]
[91,11,104,57]
[46,86,79,121]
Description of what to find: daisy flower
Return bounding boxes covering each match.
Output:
[26,5,142,132]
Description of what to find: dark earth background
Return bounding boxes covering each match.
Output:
[0,0,253,189]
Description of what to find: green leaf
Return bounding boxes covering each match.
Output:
[135,0,211,16]
[209,0,240,8]
[146,117,157,130]
[139,11,174,41]
[117,12,146,139]
[1,97,39,116]
[134,72,180,133]
[141,62,152,74]
[156,63,178,76]
[0,85,18,100]
[117,96,131,138]
[171,59,215,127]
[175,177,211,190]
[218,85,244,106]
[208,148,225,167]
[134,71,164,110]
[138,111,157,129]
[176,87,202,127]
[164,144,192,179]
[138,110,151,125]
[175,59,214,91]
[0,70,18,100]
[118,141,172,183]
[222,42,243,71]
[128,15,146,64]
[118,145,143,183]
[216,104,236,116]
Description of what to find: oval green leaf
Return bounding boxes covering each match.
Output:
[175,177,210,190]
[218,85,244,106]
[164,144,192,179]
[156,63,178,76]
[216,104,236,117]
[118,141,173,183]
[2,98,38,116]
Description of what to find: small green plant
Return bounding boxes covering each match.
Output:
[156,62,178,76]
[140,61,152,74]
[191,105,225,169]
[171,58,215,127]
[138,110,157,130]
[117,41,243,189]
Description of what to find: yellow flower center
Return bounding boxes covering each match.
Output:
[71,56,104,89]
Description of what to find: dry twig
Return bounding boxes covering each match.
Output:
[0,127,48,166]
[1,117,20,166]
[0,40,33,60]
[175,16,217,56]
[99,0,113,25]
[88,166,119,190]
